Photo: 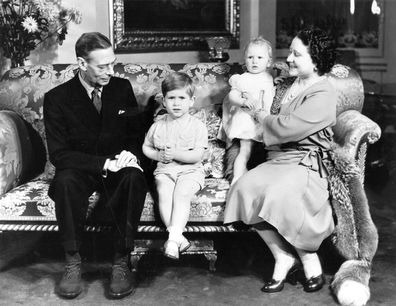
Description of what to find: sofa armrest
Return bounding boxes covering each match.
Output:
[0,110,36,195]
[333,109,381,163]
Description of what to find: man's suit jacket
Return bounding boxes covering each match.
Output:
[44,74,145,175]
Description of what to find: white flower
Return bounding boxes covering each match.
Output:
[21,16,39,33]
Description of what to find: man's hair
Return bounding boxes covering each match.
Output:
[296,27,336,75]
[161,72,195,97]
[244,36,273,65]
[75,32,112,60]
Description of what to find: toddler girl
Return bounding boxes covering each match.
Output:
[220,37,275,185]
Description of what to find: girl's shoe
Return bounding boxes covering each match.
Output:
[179,236,191,253]
[164,240,179,260]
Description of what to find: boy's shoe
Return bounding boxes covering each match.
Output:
[179,236,191,253]
[164,240,179,260]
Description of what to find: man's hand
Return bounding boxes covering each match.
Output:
[107,159,121,172]
[115,150,137,168]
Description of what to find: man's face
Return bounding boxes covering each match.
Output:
[78,47,116,87]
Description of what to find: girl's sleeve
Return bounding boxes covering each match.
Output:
[262,84,337,146]
[229,74,241,90]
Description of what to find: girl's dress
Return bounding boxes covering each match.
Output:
[220,72,274,143]
[223,78,337,251]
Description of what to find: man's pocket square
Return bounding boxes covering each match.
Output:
[118,109,126,115]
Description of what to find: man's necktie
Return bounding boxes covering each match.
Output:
[91,87,102,114]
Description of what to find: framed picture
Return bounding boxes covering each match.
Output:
[112,0,240,53]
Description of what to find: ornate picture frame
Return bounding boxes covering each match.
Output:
[112,0,240,53]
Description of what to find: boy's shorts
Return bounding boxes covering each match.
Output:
[154,167,205,189]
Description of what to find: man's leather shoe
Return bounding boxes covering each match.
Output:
[108,255,135,299]
[304,274,325,292]
[56,253,83,299]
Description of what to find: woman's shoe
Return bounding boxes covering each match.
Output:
[261,278,285,293]
[164,240,179,260]
[303,274,325,292]
[261,263,301,293]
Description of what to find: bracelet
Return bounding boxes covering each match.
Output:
[253,108,264,121]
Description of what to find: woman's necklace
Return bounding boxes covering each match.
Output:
[283,76,325,104]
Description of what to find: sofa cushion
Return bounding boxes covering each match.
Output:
[0,177,229,223]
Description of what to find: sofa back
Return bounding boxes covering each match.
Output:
[0,62,364,191]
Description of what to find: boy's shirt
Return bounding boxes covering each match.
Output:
[144,113,208,172]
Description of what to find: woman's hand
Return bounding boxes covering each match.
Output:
[253,108,270,124]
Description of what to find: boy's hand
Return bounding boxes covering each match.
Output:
[158,148,173,163]
[164,145,175,161]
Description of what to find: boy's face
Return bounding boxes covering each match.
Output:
[163,88,195,119]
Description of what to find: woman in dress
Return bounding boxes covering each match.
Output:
[224,28,337,293]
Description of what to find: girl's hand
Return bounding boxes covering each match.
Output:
[241,92,257,110]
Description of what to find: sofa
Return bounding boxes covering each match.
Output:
[0,62,380,305]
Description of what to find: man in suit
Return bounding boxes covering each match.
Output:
[44,32,147,299]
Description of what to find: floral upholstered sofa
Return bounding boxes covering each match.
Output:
[0,62,381,304]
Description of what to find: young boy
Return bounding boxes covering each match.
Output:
[142,72,208,259]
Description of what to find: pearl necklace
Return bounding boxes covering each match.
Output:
[283,76,325,104]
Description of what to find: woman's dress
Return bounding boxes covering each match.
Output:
[223,78,337,251]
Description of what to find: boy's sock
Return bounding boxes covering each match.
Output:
[167,226,183,243]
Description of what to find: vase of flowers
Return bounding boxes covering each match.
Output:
[0,0,81,68]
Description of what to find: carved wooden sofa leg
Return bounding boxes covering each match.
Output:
[130,238,218,272]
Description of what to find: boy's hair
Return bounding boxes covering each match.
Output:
[161,72,195,97]
[75,32,112,60]
[244,36,273,65]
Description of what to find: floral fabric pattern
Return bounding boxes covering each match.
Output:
[0,177,230,223]
[0,62,366,226]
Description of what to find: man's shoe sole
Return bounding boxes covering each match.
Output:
[56,287,82,299]
[108,286,135,299]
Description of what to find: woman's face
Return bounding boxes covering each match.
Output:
[286,37,317,79]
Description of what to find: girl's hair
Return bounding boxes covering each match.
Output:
[296,27,336,75]
[75,32,112,60]
[161,72,195,97]
[244,36,273,65]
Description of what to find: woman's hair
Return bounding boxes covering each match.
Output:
[161,72,195,97]
[75,32,112,60]
[296,28,336,75]
[244,36,273,65]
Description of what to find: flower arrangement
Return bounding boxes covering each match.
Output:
[0,0,82,68]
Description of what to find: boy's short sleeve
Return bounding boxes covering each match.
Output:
[144,122,156,147]
[194,119,209,149]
